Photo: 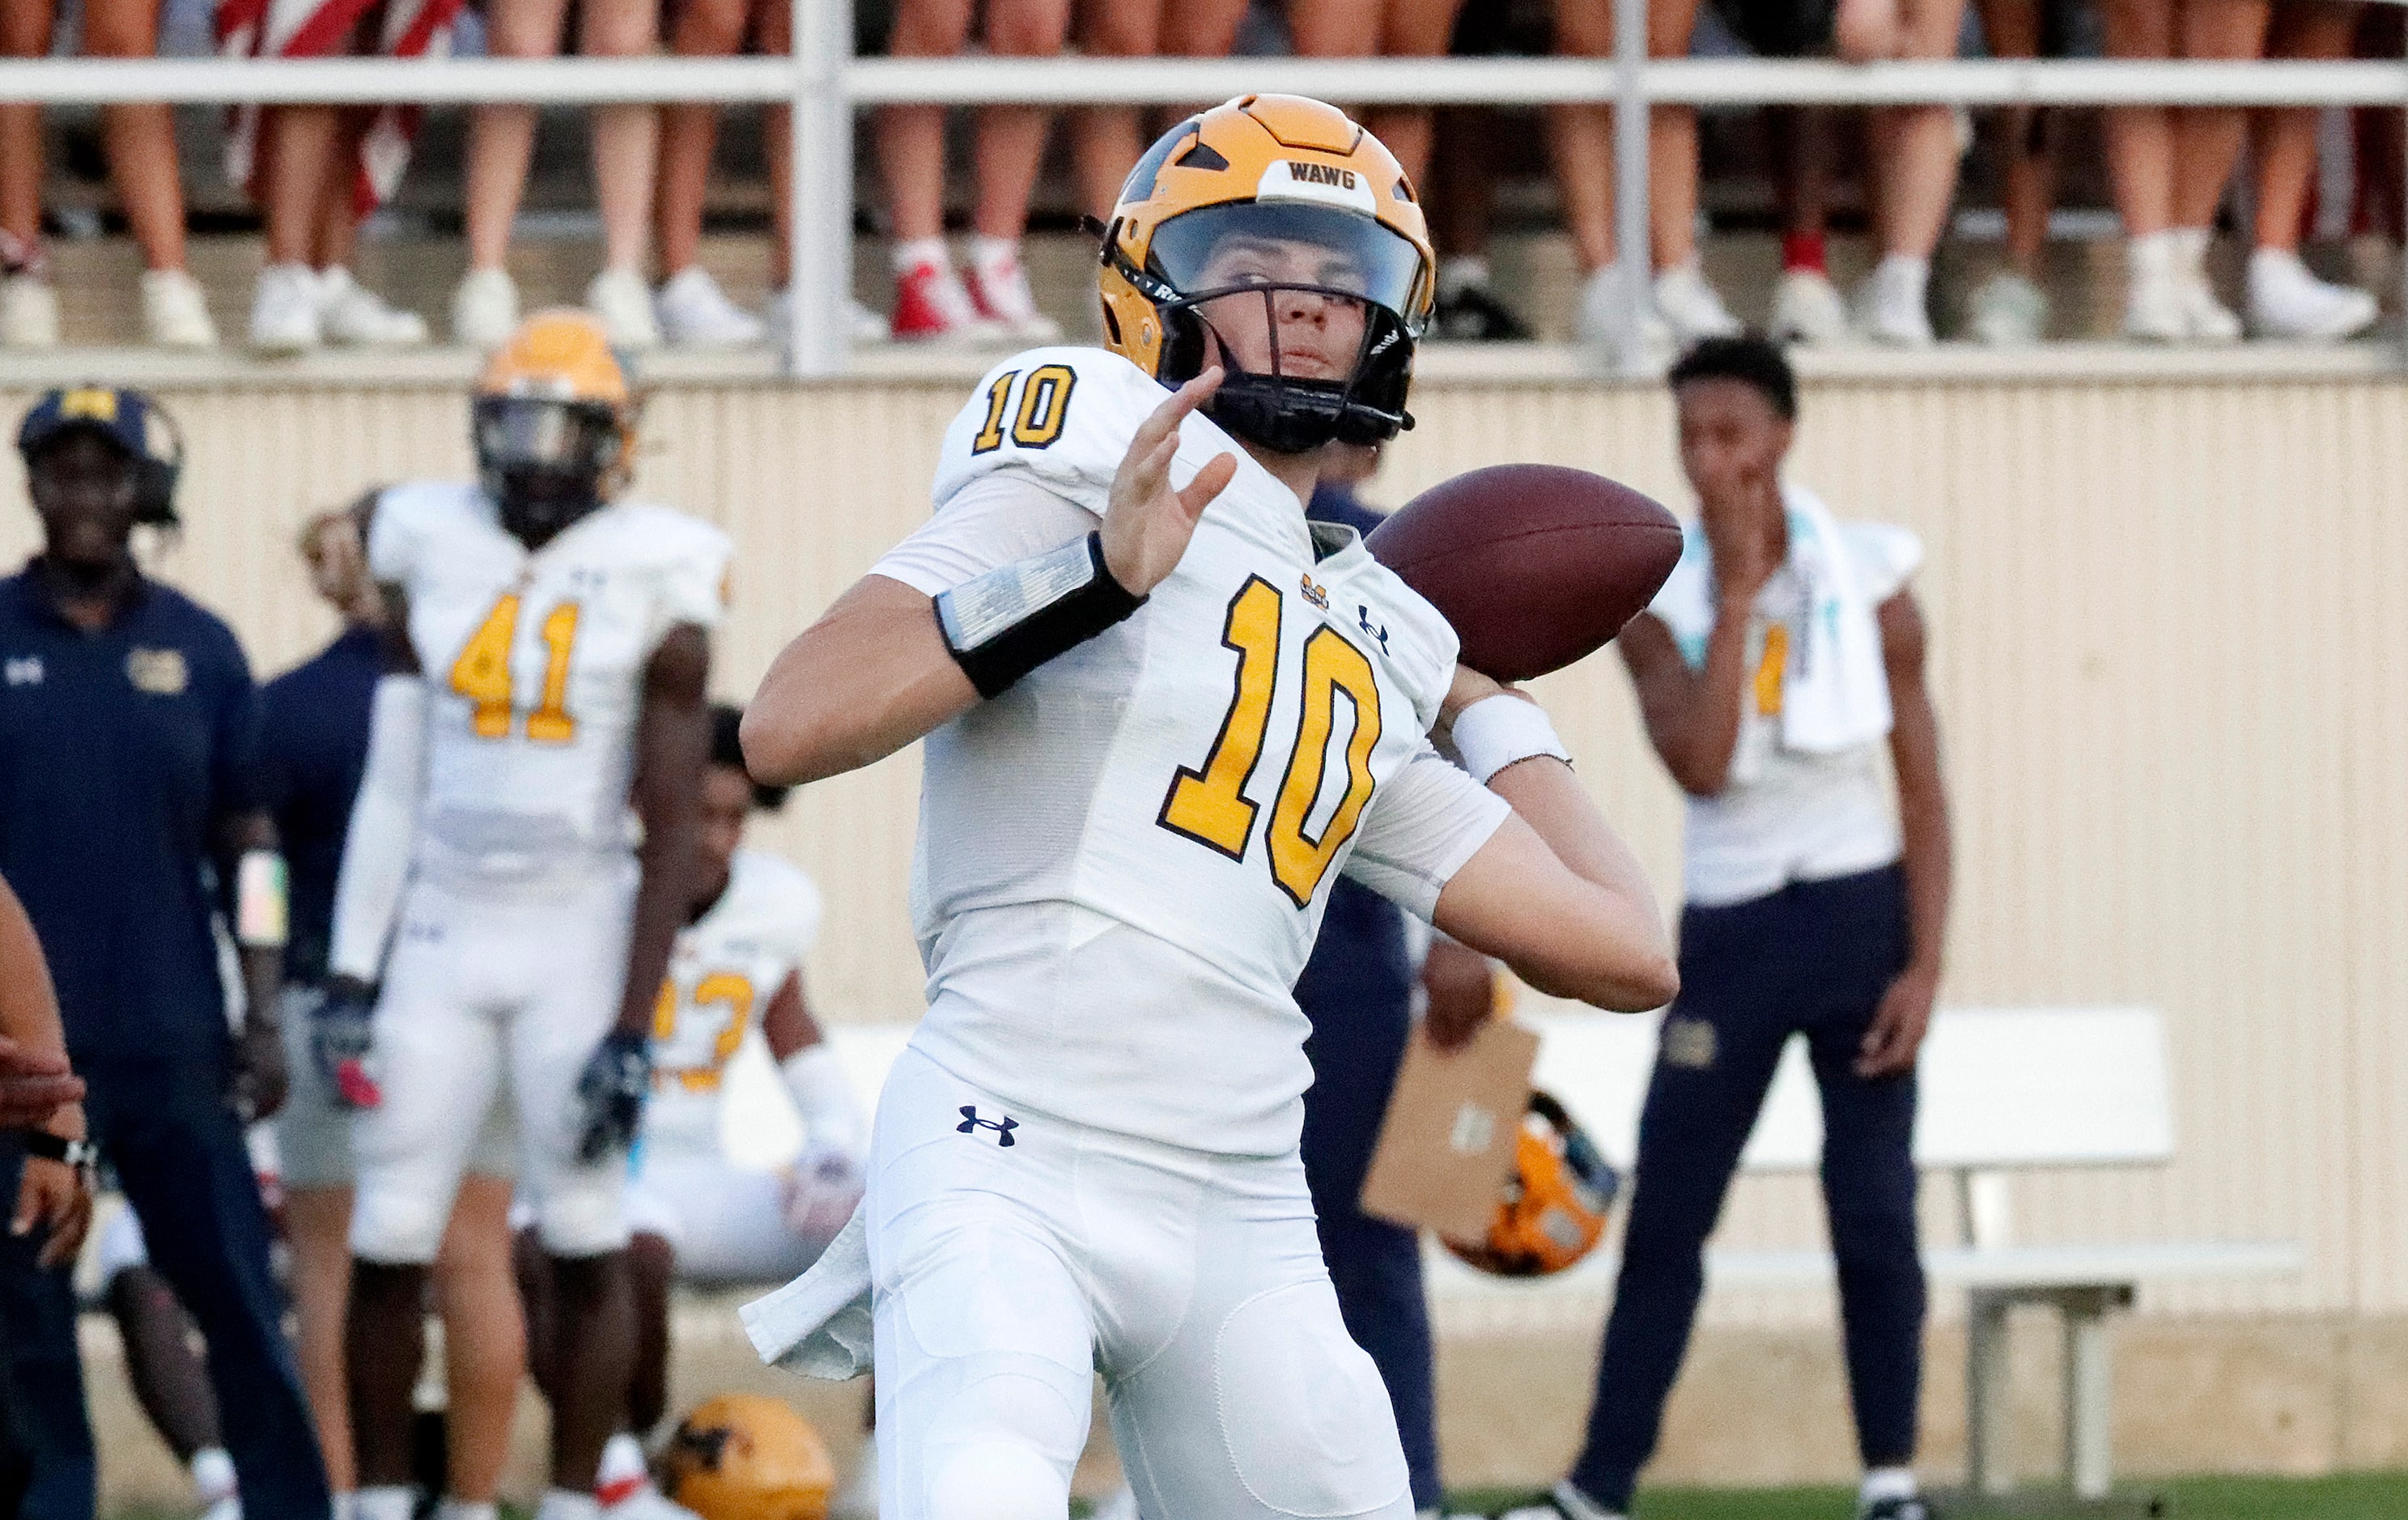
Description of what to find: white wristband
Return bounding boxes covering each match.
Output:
[1451,694,1571,783]
[779,1044,867,1157]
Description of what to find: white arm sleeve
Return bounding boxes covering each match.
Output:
[1342,746,1514,922]
[326,673,428,983]
[868,472,1101,597]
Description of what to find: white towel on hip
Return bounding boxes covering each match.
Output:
[740,1201,874,1379]
[1646,485,1919,783]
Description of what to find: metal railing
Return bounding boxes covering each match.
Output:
[5,0,2406,376]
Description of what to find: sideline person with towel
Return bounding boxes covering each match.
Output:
[1509,337,1951,1520]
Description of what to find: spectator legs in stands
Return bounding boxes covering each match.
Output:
[1835,0,1970,346]
[653,0,772,347]
[1966,0,2058,344]
[2244,0,2378,340]
[1768,110,1851,345]
[252,105,430,353]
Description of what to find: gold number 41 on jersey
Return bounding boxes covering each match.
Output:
[449,593,581,742]
[1158,575,1383,907]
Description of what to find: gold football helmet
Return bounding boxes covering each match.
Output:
[1446,1091,1621,1278]
[661,1394,836,1520]
[1098,95,1435,454]
[472,309,637,537]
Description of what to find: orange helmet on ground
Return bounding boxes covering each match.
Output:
[471,308,637,538]
[1098,95,1436,454]
[661,1394,836,1520]
[1446,1091,1621,1277]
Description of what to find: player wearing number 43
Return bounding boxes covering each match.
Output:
[739,95,1680,1520]
[316,309,733,1520]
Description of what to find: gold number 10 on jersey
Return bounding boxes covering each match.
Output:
[449,593,582,742]
[1158,576,1384,908]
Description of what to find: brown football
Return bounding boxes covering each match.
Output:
[1365,464,1684,681]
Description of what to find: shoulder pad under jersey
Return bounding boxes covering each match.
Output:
[728,847,826,962]
[930,346,1181,517]
[364,480,488,588]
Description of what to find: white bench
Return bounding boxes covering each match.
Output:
[1421,1004,2302,1500]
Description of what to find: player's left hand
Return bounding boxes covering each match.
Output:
[1856,962,1939,1078]
[229,1005,290,1123]
[575,1029,652,1164]
[781,1142,864,1246]
[14,1141,92,1270]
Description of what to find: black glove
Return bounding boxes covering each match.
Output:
[312,978,384,1110]
[575,1029,651,1164]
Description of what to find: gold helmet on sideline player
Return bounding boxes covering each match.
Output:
[1446,1091,1622,1277]
[472,308,638,546]
[662,1394,837,1520]
[1097,94,1436,455]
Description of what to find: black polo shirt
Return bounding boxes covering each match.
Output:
[260,625,380,987]
[0,563,263,1068]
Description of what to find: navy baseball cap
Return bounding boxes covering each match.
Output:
[15,386,185,525]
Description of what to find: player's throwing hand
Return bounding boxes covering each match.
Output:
[1100,367,1240,597]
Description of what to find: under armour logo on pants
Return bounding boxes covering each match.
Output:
[957,1106,1018,1146]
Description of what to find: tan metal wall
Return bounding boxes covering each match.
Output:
[4,365,2402,1328]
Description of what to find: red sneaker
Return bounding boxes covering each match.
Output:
[889,259,1001,344]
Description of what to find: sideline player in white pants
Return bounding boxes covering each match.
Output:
[316,311,729,1520]
[518,703,867,1509]
[741,96,1680,1520]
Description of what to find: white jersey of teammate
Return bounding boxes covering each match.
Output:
[627,847,839,1282]
[876,346,1510,1157]
[369,480,731,885]
[645,847,825,1157]
[349,481,731,1265]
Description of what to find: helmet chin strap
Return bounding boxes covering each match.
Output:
[495,473,601,550]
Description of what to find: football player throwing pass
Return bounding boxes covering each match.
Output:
[320,312,728,1520]
[742,96,1678,1520]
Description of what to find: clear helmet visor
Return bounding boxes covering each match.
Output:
[472,395,622,478]
[1149,201,1427,332]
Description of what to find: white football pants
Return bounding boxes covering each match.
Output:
[867,1045,1414,1520]
[350,868,637,1263]
[625,1146,837,1284]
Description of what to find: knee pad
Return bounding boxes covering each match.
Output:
[533,1170,630,1259]
[347,1184,448,1265]
[917,1374,1083,1520]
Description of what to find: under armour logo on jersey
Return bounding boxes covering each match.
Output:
[957,1106,1018,1146]
[1357,606,1389,655]
[3,656,41,687]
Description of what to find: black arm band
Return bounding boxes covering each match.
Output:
[23,1132,97,1171]
[935,533,1147,700]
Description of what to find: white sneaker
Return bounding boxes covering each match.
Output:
[1770,268,1849,345]
[319,267,427,347]
[1650,260,1743,345]
[1574,262,1673,367]
[1496,1481,1628,1520]
[1854,256,1934,347]
[2245,247,2377,342]
[451,267,520,348]
[1968,270,2049,346]
[763,290,890,348]
[962,249,1061,342]
[588,267,662,350]
[2168,227,2240,343]
[655,266,766,347]
[141,269,218,348]
[599,1486,700,1520]
[2122,232,2187,342]
[248,262,322,353]
[1,273,60,348]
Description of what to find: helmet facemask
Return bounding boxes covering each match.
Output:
[1114,198,1426,455]
[473,393,625,548]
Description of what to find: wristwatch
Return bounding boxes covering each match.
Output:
[23,1132,98,1176]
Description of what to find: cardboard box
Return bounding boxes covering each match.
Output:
[1357,1017,1541,1242]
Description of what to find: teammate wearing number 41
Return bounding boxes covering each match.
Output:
[318,311,730,1520]
[740,95,1680,1520]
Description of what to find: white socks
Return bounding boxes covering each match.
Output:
[970,234,1021,278]
[189,1448,236,1503]
[1862,1466,1919,1505]
[890,236,948,274]
[436,1501,499,1520]
[353,1486,414,1520]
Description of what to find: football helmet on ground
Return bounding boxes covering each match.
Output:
[663,1394,836,1520]
[1446,1090,1620,1277]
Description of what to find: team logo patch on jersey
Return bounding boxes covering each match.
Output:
[956,1106,1018,1146]
[1299,573,1329,610]
[125,647,188,695]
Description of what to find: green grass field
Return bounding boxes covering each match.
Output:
[1447,1471,2408,1519]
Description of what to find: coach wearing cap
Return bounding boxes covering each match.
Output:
[0,388,330,1520]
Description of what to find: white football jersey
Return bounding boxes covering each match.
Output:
[369,482,730,884]
[874,346,1510,1154]
[646,847,824,1157]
